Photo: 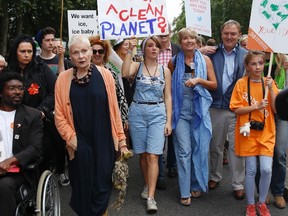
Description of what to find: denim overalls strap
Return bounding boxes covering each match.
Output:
[133,62,165,103]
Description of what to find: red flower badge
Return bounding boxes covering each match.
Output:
[28,83,39,95]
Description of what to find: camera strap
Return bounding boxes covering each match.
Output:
[247,77,266,123]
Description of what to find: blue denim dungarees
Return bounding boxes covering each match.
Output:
[173,63,202,198]
[128,63,166,154]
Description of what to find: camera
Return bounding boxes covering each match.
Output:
[250,121,265,131]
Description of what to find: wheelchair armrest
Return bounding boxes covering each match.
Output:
[24,157,43,170]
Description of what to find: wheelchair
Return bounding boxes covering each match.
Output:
[14,161,61,216]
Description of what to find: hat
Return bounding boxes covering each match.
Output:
[114,38,124,46]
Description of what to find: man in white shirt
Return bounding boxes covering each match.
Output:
[0,72,43,216]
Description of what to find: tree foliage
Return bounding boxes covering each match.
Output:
[0,0,98,56]
[171,0,252,44]
[0,0,253,55]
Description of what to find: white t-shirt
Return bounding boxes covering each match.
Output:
[0,110,16,161]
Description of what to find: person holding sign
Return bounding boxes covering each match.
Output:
[122,36,172,213]
[0,72,43,216]
[167,27,216,206]
[55,35,128,216]
[230,50,279,216]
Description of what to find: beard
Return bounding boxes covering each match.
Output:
[1,96,23,109]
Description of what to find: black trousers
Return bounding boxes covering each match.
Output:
[0,173,26,216]
[42,121,67,174]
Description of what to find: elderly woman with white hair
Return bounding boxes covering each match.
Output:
[54,35,128,216]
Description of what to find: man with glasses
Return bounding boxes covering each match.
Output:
[0,72,43,216]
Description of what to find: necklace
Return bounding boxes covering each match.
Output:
[144,62,158,84]
[250,79,261,83]
[72,64,93,85]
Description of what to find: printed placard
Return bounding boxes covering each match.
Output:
[185,0,212,37]
[67,10,98,39]
[247,0,288,53]
[97,0,169,40]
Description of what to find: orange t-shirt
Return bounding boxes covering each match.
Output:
[230,76,279,157]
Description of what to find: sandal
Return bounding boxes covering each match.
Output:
[191,191,202,198]
[180,197,191,206]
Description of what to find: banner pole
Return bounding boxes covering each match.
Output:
[60,0,64,44]
[264,52,274,99]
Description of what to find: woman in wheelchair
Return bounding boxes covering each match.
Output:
[0,72,43,216]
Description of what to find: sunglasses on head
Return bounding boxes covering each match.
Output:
[93,49,105,55]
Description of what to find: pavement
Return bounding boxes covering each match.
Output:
[60,153,288,216]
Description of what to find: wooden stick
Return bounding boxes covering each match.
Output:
[264,52,274,99]
[60,0,64,45]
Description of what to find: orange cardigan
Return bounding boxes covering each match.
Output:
[55,65,126,160]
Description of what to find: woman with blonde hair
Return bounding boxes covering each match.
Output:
[167,27,217,206]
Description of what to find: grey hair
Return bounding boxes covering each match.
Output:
[0,55,7,66]
[68,35,91,50]
[221,20,242,33]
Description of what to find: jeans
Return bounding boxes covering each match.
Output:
[271,116,288,195]
[158,154,165,180]
[167,134,177,169]
[173,93,202,198]
[158,135,177,181]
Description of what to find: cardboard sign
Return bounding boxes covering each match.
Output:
[185,0,212,37]
[97,0,169,40]
[247,0,288,53]
[67,10,98,39]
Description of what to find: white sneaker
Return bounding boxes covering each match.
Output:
[141,185,148,199]
[147,197,158,213]
[59,173,70,186]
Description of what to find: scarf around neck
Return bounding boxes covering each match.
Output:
[171,49,213,191]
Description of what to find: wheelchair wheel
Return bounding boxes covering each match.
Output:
[36,170,61,216]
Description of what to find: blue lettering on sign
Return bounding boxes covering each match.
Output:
[100,18,157,39]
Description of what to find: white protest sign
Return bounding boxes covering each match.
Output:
[247,0,288,53]
[67,10,98,39]
[97,0,169,40]
[185,0,212,37]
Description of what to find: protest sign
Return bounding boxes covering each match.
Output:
[247,0,288,53]
[185,0,212,37]
[97,0,169,40]
[67,10,98,39]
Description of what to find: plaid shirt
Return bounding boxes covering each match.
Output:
[158,43,173,67]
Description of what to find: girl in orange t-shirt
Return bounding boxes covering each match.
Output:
[230,50,279,216]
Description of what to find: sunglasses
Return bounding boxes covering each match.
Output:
[92,49,105,55]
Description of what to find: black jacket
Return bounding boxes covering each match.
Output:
[13,104,43,186]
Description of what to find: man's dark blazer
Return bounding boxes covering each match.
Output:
[12,104,43,186]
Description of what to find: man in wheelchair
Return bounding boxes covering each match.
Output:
[0,72,43,216]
